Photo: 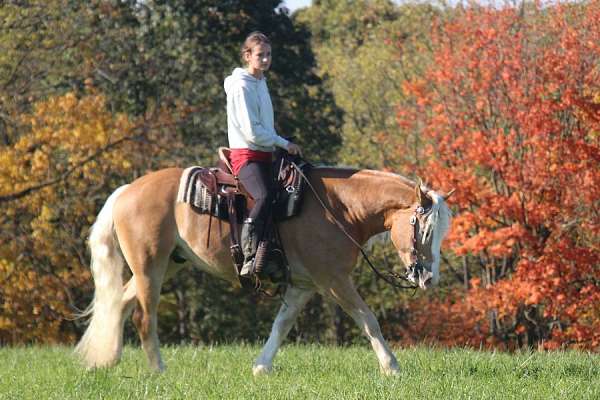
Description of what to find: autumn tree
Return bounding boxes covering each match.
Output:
[396,1,600,350]
[0,90,176,343]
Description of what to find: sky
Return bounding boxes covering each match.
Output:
[281,0,312,12]
[280,0,511,12]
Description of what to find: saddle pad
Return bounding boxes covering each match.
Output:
[176,166,213,212]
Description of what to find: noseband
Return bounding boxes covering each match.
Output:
[406,205,429,280]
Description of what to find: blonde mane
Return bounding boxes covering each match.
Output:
[423,191,452,284]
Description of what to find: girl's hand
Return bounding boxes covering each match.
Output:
[287,143,303,157]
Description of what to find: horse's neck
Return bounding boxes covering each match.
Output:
[314,168,416,243]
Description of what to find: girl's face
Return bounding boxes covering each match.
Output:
[245,43,271,77]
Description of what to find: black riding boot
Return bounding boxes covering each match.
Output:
[240,218,263,276]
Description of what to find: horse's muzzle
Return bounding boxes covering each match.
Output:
[406,263,433,290]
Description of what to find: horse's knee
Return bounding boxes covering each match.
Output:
[135,310,158,341]
[132,304,144,331]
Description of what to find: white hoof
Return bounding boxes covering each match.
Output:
[381,366,400,376]
[150,360,166,373]
[252,364,272,376]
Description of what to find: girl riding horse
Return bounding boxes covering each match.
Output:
[224,31,302,277]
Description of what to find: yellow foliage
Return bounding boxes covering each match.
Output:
[0,90,176,344]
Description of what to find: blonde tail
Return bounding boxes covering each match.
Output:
[75,185,130,368]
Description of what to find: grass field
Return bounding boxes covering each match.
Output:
[0,345,598,399]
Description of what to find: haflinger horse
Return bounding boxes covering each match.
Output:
[75,166,452,375]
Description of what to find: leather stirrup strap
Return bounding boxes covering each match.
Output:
[228,193,241,248]
[206,210,213,248]
[227,191,247,281]
[205,170,218,248]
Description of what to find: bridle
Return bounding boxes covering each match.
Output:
[406,205,430,284]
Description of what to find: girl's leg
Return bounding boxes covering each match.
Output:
[238,161,273,275]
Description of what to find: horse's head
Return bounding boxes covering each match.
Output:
[389,183,453,289]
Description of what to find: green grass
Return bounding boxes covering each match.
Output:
[0,345,598,399]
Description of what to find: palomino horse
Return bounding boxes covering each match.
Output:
[75,166,452,375]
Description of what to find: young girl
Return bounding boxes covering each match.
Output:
[224,31,302,277]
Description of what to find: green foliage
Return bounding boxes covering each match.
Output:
[0,1,90,144]
[1,346,599,399]
[296,0,440,168]
[88,0,343,163]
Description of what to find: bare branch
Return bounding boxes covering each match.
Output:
[0,134,144,203]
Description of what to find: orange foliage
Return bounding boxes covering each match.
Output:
[396,3,600,350]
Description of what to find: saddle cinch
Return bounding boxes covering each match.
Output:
[176,147,310,287]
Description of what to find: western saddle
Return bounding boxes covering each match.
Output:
[176,147,309,289]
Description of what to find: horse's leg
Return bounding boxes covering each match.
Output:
[253,286,314,375]
[327,278,399,375]
[129,257,169,372]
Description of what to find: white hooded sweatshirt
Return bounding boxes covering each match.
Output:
[224,68,289,152]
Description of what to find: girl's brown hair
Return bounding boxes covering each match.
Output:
[241,31,271,64]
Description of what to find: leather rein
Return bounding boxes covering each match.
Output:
[291,162,419,290]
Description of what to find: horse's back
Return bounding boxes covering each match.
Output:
[128,167,184,189]
[114,167,183,214]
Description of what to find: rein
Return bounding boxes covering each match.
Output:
[291,162,418,290]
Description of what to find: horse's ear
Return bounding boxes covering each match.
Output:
[414,180,422,203]
[443,188,456,200]
[414,179,428,205]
